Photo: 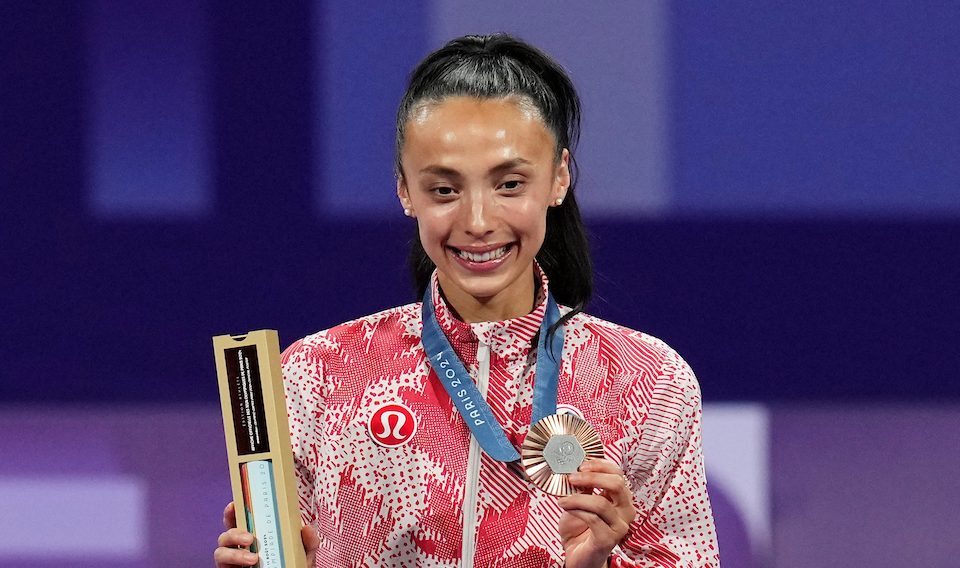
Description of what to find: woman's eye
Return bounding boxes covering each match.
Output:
[432,186,455,196]
[500,180,523,191]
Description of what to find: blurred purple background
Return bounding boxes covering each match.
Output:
[2,2,959,566]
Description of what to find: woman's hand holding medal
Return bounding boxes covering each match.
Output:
[557,459,637,568]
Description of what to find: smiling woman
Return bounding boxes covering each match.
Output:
[398,97,569,322]
[215,34,718,568]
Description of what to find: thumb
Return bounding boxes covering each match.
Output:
[301,524,320,553]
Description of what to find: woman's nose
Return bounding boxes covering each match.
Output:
[463,192,495,237]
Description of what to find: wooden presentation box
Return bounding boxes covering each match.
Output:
[213,330,307,568]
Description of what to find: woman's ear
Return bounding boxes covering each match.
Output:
[397,176,415,217]
[553,148,571,205]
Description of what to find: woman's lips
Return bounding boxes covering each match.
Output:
[448,243,514,272]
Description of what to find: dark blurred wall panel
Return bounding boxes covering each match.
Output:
[313,1,430,215]
[87,0,211,218]
[672,1,960,215]
[588,220,960,401]
[2,3,88,401]
[210,0,316,223]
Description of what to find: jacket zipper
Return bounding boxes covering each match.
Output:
[462,340,490,567]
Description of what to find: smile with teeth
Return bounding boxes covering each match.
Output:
[452,244,512,263]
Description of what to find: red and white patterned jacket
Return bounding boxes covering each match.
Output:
[282,272,719,567]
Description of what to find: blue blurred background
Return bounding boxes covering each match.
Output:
[2,2,958,567]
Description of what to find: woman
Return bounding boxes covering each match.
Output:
[216,34,718,567]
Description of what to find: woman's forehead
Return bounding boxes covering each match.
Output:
[403,97,555,165]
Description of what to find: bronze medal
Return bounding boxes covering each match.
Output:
[521,413,604,496]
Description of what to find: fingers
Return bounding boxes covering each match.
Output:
[560,459,637,541]
[557,461,635,565]
[217,527,254,548]
[560,508,622,552]
[568,460,635,523]
[578,458,622,475]
[580,460,631,487]
[301,523,321,553]
[568,470,631,506]
[223,501,237,530]
[214,528,258,567]
[558,493,628,534]
[213,544,259,567]
[576,458,631,493]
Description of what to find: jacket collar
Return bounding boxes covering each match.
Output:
[428,265,550,362]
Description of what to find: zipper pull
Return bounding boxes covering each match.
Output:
[476,342,490,365]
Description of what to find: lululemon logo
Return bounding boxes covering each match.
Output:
[368,403,417,447]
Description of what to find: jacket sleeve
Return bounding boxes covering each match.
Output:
[611,346,719,568]
[281,337,327,527]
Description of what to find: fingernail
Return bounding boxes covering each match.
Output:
[569,472,582,481]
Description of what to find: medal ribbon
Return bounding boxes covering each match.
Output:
[421,285,564,462]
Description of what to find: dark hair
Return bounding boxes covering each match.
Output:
[396,34,592,324]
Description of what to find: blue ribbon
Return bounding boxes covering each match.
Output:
[421,286,564,462]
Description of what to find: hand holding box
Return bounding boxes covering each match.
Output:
[213,330,308,568]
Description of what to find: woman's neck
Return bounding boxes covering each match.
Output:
[437,269,538,323]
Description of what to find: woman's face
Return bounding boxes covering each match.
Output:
[398,96,570,321]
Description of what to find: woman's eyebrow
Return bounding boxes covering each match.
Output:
[419,165,463,179]
[419,158,533,179]
[488,158,533,176]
